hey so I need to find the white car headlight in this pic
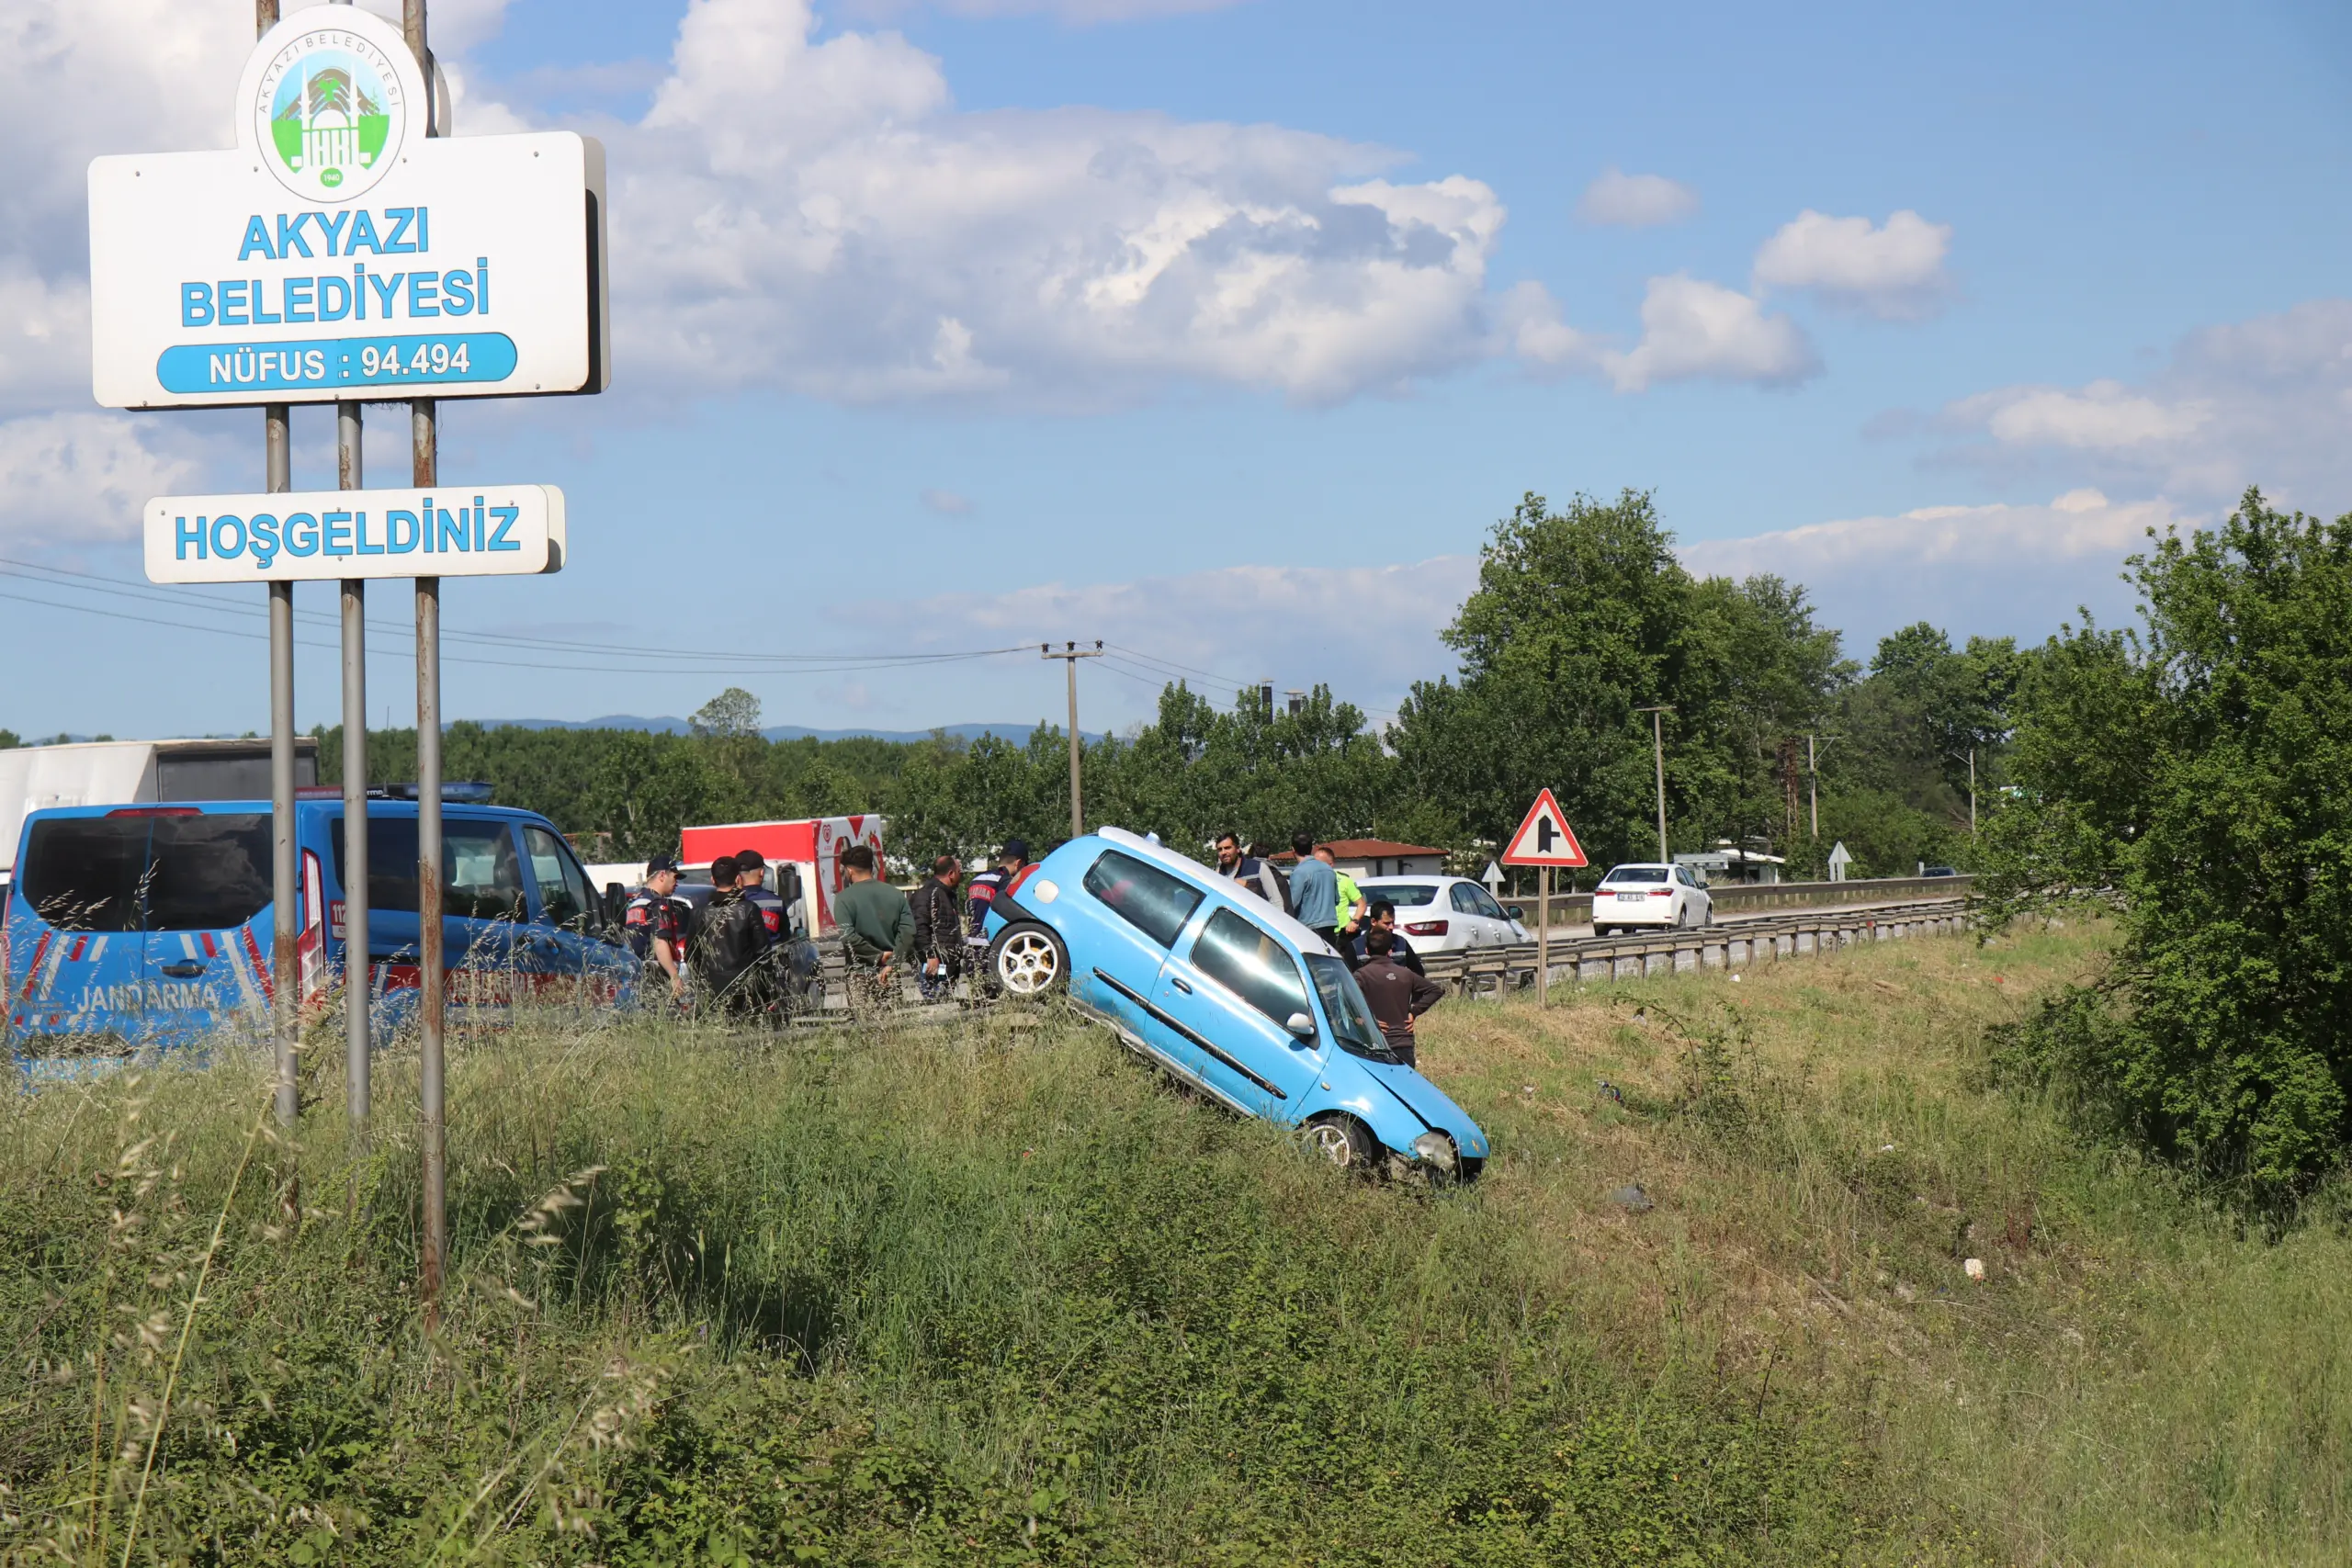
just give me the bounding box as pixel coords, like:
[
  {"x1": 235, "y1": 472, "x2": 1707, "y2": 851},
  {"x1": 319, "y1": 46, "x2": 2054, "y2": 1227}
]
[{"x1": 1411, "y1": 1131, "x2": 1458, "y2": 1169}]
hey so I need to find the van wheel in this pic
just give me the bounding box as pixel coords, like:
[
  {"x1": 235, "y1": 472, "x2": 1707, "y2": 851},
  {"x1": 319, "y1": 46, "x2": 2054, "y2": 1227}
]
[
  {"x1": 989, "y1": 921, "x2": 1068, "y2": 998},
  {"x1": 1305, "y1": 1113, "x2": 1378, "y2": 1172}
]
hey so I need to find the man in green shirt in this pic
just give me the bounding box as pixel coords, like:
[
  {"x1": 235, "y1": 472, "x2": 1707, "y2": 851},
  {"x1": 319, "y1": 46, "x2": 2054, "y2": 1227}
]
[{"x1": 833, "y1": 845, "x2": 915, "y2": 999}]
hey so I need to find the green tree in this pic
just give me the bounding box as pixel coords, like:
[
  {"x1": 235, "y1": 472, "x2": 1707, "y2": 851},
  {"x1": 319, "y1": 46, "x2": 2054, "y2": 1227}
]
[
  {"x1": 1387, "y1": 491, "x2": 1843, "y2": 869},
  {"x1": 1988, "y1": 489, "x2": 2352, "y2": 1196}
]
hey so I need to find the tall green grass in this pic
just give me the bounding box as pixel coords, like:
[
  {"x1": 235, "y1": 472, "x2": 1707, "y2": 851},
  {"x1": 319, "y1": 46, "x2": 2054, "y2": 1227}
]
[{"x1": 2, "y1": 923, "x2": 2347, "y2": 1564}]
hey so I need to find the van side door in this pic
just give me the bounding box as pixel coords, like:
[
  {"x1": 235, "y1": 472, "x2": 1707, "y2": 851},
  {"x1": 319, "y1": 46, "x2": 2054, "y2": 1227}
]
[
  {"x1": 519, "y1": 824, "x2": 636, "y2": 1006},
  {"x1": 140, "y1": 810, "x2": 276, "y2": 1049}
]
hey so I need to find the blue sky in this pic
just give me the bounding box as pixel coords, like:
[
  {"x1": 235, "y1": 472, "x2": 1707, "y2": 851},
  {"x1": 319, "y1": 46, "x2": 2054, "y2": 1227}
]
[{"x1": 6, "y1": 0, "x2": 2349, "y2": 739}]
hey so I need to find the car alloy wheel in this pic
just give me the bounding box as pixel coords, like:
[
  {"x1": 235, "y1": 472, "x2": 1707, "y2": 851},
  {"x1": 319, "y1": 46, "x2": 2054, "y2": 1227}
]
[
  {"x1": 1305, "y1": 1112, "x2": 1377, "y2": 1170},
  {"x1": 989, "y1": 921, "x2": 1068, "y2": 998}
]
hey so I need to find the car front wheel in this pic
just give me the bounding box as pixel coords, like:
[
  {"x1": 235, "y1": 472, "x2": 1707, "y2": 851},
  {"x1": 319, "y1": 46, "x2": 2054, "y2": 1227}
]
[
  {"x1": 989, "y1": 921, "x2": 1069, "y2": 998},
  {"x1": 1304, "y1": 1112, "x2": 1378, "y2": 1172}
]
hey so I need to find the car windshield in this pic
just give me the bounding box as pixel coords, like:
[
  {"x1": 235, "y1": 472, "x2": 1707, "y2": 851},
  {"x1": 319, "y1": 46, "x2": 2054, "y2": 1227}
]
[
  {"x1": 1306, "y1": 954, "x2": 1401, "y2": 1063},
  {"x1": 1604, "y1": 866, "x2": 1670, "y2": 885},
  {"x1": 1366, "y1": 883, "x2": 1439, "y2": 907}
]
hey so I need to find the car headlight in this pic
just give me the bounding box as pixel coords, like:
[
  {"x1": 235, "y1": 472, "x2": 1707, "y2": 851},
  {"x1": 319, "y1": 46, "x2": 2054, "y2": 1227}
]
[{"x1": 1411, "y1": 1131, "x2": 1458, "y2": 1170}]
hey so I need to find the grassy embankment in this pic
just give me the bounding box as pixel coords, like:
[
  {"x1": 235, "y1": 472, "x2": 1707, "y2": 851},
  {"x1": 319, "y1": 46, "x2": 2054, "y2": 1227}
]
[{"x1": 3, "y1": 922, "x2": 2348, "y2": 1565}]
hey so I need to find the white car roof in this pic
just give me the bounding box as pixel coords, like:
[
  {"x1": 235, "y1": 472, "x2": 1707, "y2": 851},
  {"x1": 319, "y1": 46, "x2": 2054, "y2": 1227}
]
[
  {"x1": 1605, "y1": 863, "x2": 1675, "y2": 874},
  {"x1": 1095, "y1": 826, "x2": 1338, "y2": 956},
  {"x1": 1355, "y1": 873, "x2": 1457, "y2": 883}
]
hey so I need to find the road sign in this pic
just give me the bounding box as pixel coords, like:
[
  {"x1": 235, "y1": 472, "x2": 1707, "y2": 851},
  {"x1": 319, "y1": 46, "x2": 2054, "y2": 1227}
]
[
  {"x1": 1501, "y1": 788, "x2": 1589, "y2": 868},
  {"x1": 87, "y1": 6, "x2": 606, "y2": 410},
  {"x1": 144, "y1": 485, "x2": 565, "y2": 582}
]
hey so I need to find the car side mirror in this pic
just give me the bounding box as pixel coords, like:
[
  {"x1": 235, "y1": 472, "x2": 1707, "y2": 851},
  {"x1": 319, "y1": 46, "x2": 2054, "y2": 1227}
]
[
  {"x1": 1284, "y1": 1011, "x2": 1317, "y2": 1041},
  {"x1": 1505, "y1": 904, "x2": 1524, "y2": 920}
]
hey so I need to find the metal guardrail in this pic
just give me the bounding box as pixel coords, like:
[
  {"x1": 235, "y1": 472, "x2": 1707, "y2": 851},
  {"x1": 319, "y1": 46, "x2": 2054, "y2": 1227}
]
[
  {"x1": 1517, "y1": 874, "x2": 1973, "y2": 927},
  {"x1": 1420, "y1": 896, "x2": 1973, "y2": 997}
]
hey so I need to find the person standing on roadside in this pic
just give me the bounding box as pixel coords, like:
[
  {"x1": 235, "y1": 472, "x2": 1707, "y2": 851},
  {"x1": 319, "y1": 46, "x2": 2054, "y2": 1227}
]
[
  {"x1": 910, "y1": 853, "x2": 965, "y2": 1000},
  {"x1": 1357, "y1": 899, "x2": 1426, "y2": 976},
  {"x1": 836, "y1": 843, "x2": 915, "y2": 1007},
  {"x1": 1354, "y1": 928, "x2": 1445, "y2": 1067},
  {"x1": 691, "y1": 854, "x2": 766, "y2": 1017},
  {"x1": 1287, "y1": 831, "x2": 1340, "y2": 953},
  {"x1": 623, "y1": 853, "x2": 688, "y2": 1007},
  {"x1": 1324, "y1": 847, "x2": 1366, "y2": 968},
  {"x1": 1214, "y1": 831, "x2": 1286, "y2": 909},
  {"x1": 965, "y1": 839, "x2": 1028, "y2": 942},
  {"x1": 737, "y1": 851, "x2": 786, "y2": 949}
]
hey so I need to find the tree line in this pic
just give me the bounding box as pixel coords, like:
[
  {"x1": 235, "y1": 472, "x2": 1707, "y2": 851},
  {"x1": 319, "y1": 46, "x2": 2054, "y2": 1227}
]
[{"x1": 308, "y1": 490, "x2": 2012, "y2": 883}]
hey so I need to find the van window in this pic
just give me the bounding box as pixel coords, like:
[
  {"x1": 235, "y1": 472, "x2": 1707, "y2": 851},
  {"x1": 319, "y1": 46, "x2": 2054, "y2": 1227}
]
[
  {"x1": 145, "y1": 814, "x2": 272, "y2": 931},
  {"x1": 522, "y1": 826, "x2": 597, "y2": 930},
  {"x1": 332, "y1": 818, "x2": 527, "y2": 921},
  {"x1": 1191, "y1": 907, "x2": 1308, "y2": 1028},
  {"x1": 1082, "y1": 850, "x2": 1204, "y2": 948},
  {"x1": 18, "y1": 818, "x2": 147, "y2": 931}
]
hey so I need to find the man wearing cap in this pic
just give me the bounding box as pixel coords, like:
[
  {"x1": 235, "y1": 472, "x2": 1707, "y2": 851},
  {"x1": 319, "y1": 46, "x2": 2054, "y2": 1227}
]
[
  {"x1": 964, "y1": 839, "x2": 1028, "y2": 942},
  {"x1": 624, "y1": 855, "x2": 688, "y2": 1005},
  {"x1": 690, "y1": 854, "x2": 768, "y2": 1017},
  {"x1": 736, "y1": 850, "x2": 788, "y2": 950}
]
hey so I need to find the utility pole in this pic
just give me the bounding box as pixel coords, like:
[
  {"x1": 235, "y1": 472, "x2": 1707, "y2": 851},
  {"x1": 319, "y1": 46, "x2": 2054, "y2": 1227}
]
[
  {"x1": 1634, "y1": 705, "x2": 1670, "y2": 863},
  {"x1": 1968, "y1": 746, "x2": 1978, "y2": 836},
  {"x1": 1808, "y1": 733, "x2": 1818, "y2": 839},
  {"x1": 1041, "y1": 642, "x2": 1103, "y2": 840}
]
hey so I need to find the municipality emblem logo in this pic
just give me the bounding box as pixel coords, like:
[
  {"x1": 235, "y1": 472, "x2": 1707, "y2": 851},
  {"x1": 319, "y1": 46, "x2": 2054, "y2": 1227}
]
[{"x1": 250, "y1": 23, "x2": 411, "y2": 202}]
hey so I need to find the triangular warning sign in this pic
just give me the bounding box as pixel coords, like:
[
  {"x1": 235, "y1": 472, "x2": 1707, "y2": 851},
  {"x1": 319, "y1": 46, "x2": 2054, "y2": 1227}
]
[{"x1": 1501, "y1": 788, "x2": 1589, "y2": 867}]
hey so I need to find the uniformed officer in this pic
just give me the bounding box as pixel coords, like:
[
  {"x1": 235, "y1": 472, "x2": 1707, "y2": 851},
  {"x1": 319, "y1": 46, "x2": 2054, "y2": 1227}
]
[
  {"x1": 623, "y1": 853, "x2": 688, "y2": 1005},
  {"x1": 736, "y1": 851, "x2": 788, "y2": 949}
]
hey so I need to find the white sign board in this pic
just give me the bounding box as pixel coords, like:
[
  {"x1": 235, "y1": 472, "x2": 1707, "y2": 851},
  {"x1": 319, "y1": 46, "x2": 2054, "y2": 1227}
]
[
  {"x1": 87, "y1": 7, "x2": 605, "y2": 409},
  {"x1": 144, "y1": 485, "x2": 565, "y2": 583}
]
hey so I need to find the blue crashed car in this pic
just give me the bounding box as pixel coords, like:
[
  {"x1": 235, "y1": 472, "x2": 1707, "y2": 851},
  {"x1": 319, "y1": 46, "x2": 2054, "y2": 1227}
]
[{"x1": 981, "y1": 828, "x2": 1489, "y2": 1179}]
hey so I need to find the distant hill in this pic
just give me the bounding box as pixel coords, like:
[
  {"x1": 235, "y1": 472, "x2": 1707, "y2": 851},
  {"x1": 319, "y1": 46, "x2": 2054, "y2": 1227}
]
[{"x1": 475, "y1": 716, "x2": 1102, "y2": 744}]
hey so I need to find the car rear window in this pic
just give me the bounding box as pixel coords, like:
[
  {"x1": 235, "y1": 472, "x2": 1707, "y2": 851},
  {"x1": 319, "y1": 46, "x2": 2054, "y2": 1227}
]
[
  {"x1": 1604, "y1": 867, "x2": 1670, "y2": 884},
  {"x1": 18, "y1": 818, "x2": 148, "y2": 931},
  {"x1": 332, "y1": 818, "x2": 528, "y2": 921},
  {"x1": 1082, "y1": 850, "x2": 1204, "y2": 948},
  {"x1": 1366, "y1": 883, "x2": 1439, "y2": 907},
  {"x1": 1191, "y1": 907, "x2": 1308, "y2": 1027},
  {"x1": 145, "y1": 813, "x2": 272, "y2": 931}
]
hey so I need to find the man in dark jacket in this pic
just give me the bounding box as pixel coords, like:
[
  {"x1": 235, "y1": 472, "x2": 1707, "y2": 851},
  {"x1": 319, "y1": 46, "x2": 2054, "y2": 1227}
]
[
  {"x1": 910, "y1": 854, "x2": 964, "y2": 999},
  {"x1": 1353, "y1": 928, "x2": 1445, "y2": 1067},
  {"x1": 690, "y1": 855, "x2": 767, "y2": 1016},
  {"x1": 1355, "y1": 899, "x2": 1426, "y2": 976}
]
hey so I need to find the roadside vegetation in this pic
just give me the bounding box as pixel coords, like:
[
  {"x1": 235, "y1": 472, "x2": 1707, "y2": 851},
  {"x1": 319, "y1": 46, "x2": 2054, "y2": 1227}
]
[{"x1": 6, "y1": 919, "x2": 2346, "y2": 1565}]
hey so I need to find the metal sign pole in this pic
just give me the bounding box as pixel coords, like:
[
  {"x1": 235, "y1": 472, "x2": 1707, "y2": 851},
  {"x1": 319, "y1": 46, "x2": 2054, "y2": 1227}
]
[
  {"x1": 267, "y1": 403, "x2": 297, "y2": 1123},
  {"x1": 405, "y1": 0, "x2": 447, "y2": 1330},
  {"x1": 1538, "y1": 864, "x2": 1550, "y2": 1008},
  {"x1": 339, "y1": 400, "x2": 369, "y2": 1133}
]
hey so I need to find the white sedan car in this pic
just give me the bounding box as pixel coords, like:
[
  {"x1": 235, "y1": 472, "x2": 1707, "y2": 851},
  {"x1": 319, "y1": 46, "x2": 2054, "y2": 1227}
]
[
  {"x1": 1354, "y1": 875, "x2": 1532, "y2": 953},
  {"x1": 1590, "y1": 863, "x2": 1713, "y2": 934}
]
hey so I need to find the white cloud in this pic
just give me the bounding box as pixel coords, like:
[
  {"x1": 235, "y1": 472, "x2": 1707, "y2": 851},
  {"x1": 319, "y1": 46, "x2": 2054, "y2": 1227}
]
[
  {"x1": 1600, "y1": 275, "x2": 1818, "y2": 392},
  {"x1": 1683, "y1": 488, "x2": 2192, "y2": 648},
  {"x1": 842, "y1": 0, "x2": 1248, "y2": 18},
  {"x1": 921, "y1": 487, "x2": 976, "y2": 515},
  {"x1": 1753, "y1": 209, "x2": 1951, "y2": 319},
  {"x1": 1932, "y1": 299, "x2": 2352, "y2": 506},
  {"x1": 1575, "y1": 168, "x2": 1699, "y2": 228},
  {"x1": 853, "y1": 554, "x2": 1481, "y2": 721},
  {"x1": 612, "y1": 0, "x2": 1511, "y2": 407},
  {"x1": 0, "y1": 413, "x2": 210, "y2": 545}
]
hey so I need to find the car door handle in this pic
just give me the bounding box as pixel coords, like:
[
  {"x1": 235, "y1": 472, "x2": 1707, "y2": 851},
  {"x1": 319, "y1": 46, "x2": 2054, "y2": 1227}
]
[
  {"x1": 1169, "y1": 976, "x2": 1193, "y2": 994},
  {"x1": 159, "y1": 961, "x2": 206, "y2": 978}
]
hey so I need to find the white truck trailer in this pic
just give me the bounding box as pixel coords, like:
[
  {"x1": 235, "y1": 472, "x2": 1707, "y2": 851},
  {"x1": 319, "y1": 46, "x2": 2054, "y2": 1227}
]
[{"x1": 0, "y1": 738, "x2": 321, "y2": 889}]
